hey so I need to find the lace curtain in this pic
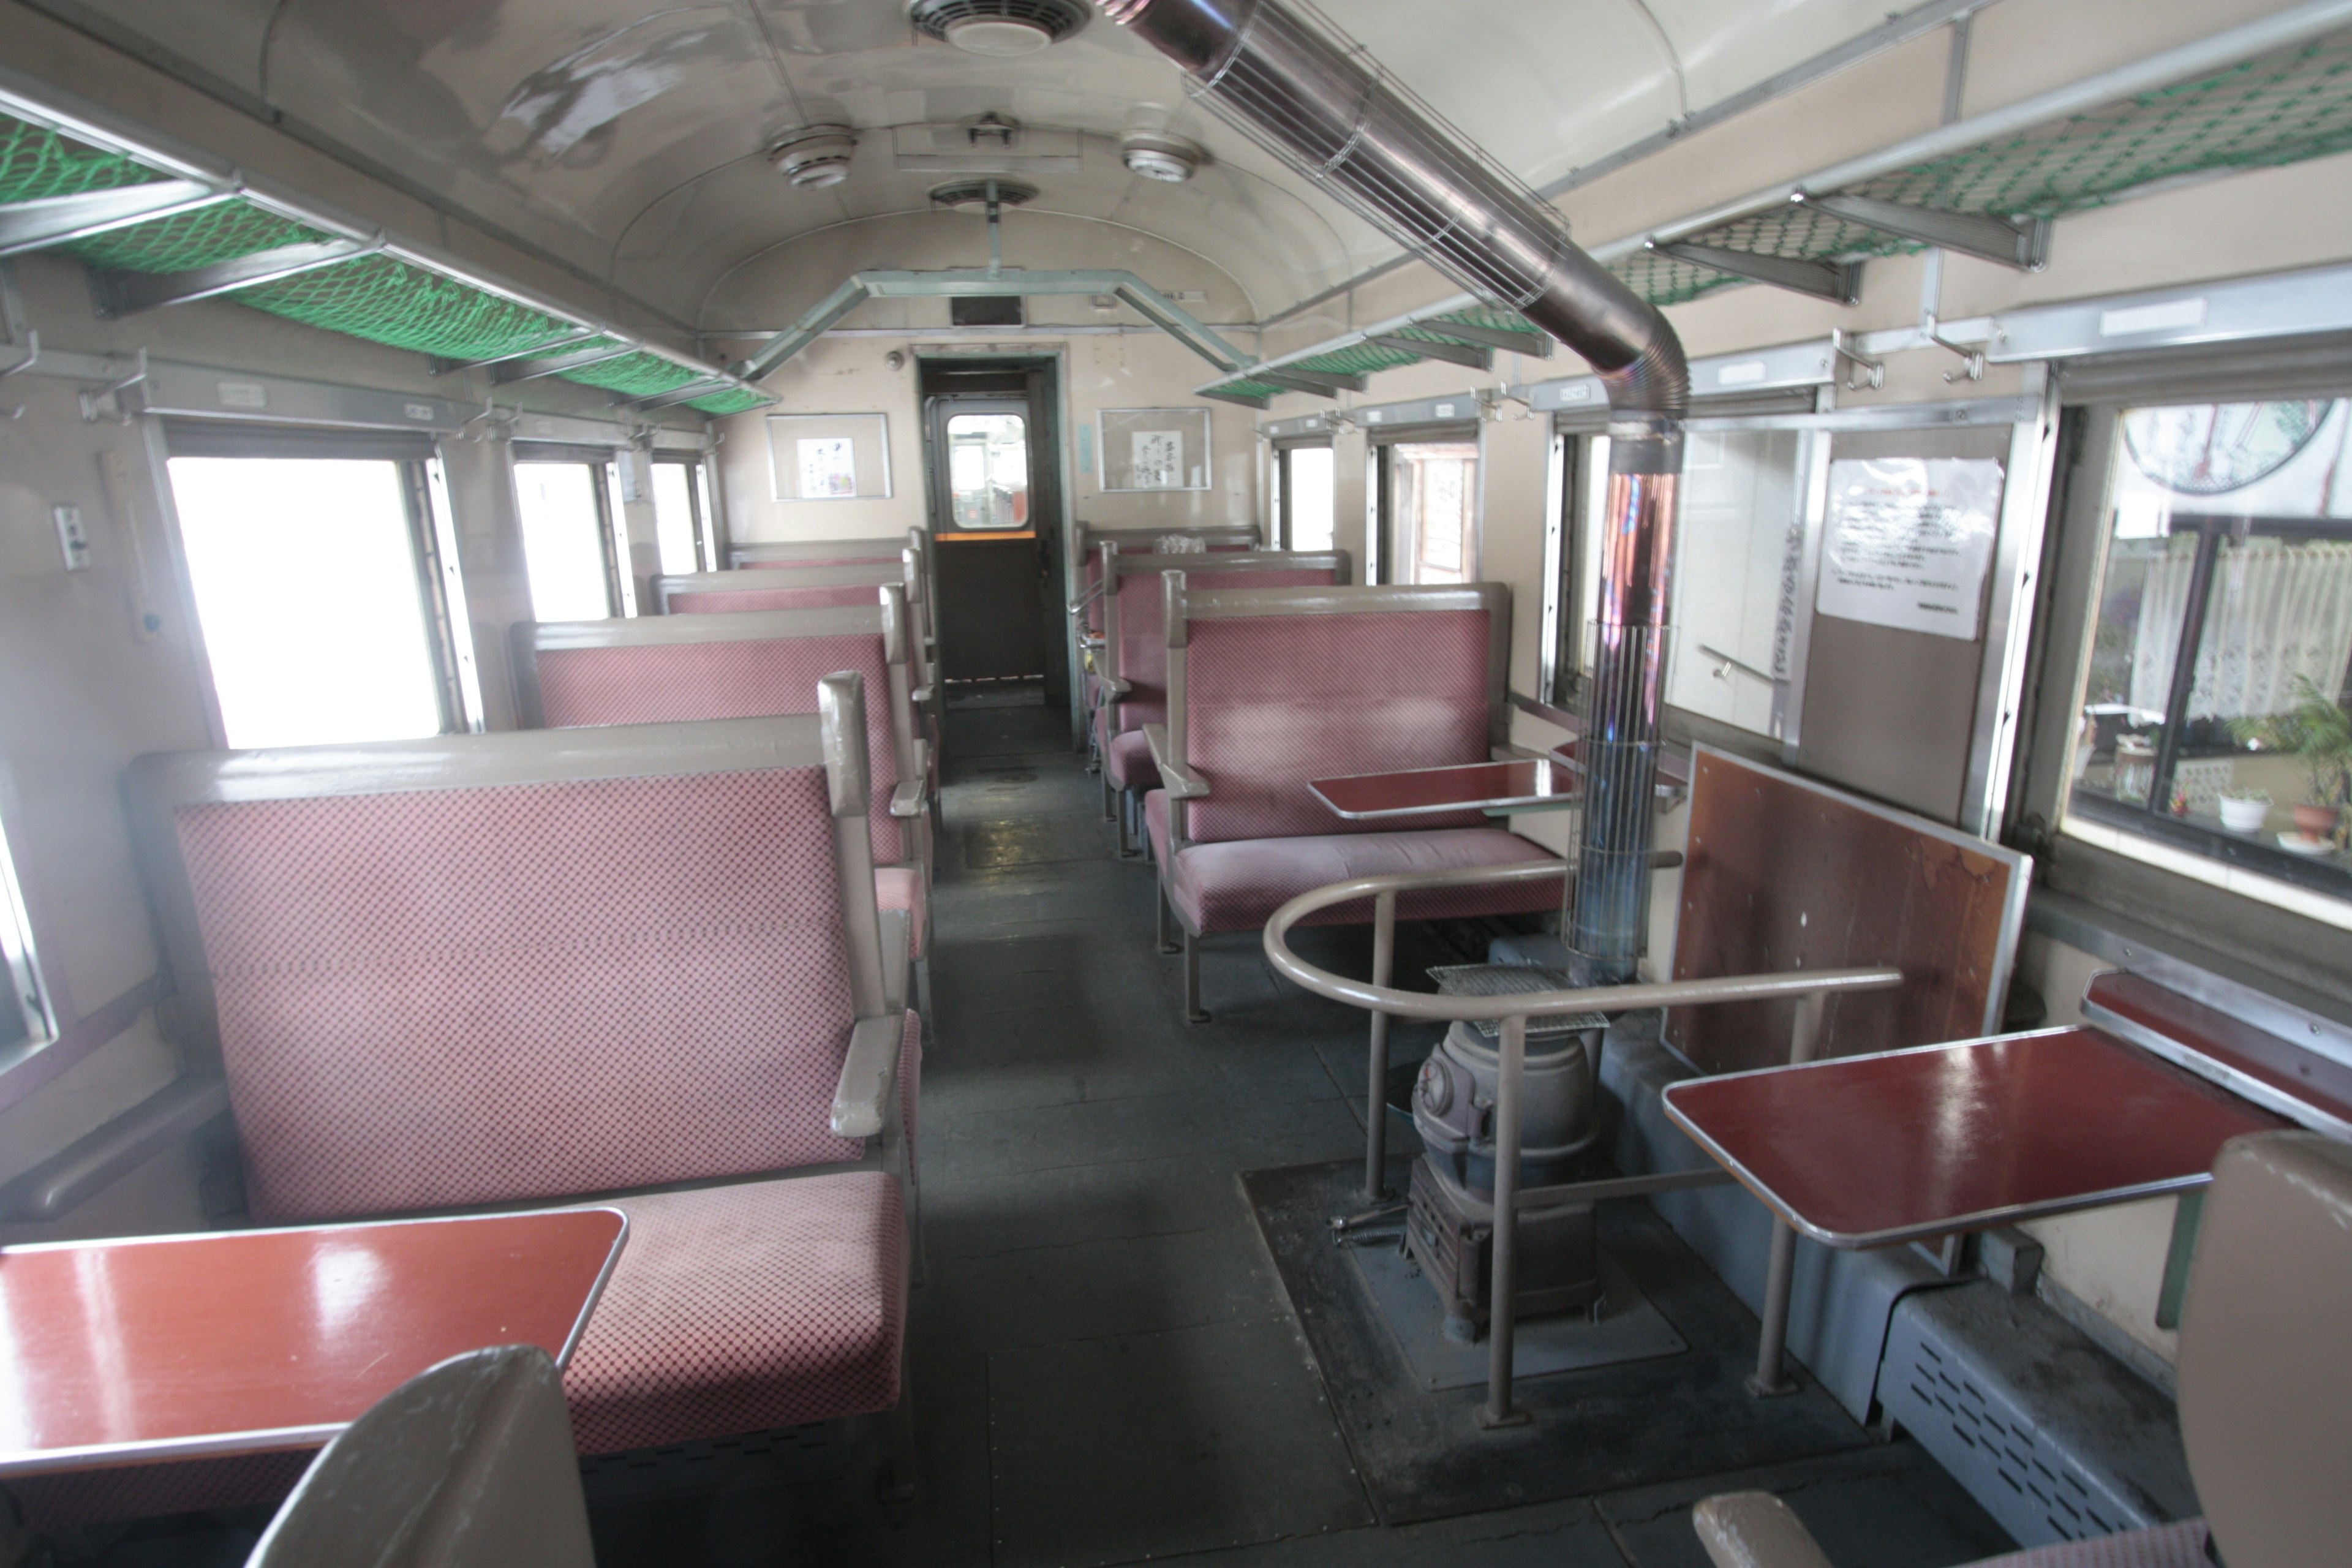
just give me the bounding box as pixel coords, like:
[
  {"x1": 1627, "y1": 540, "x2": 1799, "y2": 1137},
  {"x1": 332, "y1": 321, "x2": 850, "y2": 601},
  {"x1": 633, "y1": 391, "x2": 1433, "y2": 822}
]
[{"x1": 2131, "y1": 540, "x2": 2352, "y2": 718}]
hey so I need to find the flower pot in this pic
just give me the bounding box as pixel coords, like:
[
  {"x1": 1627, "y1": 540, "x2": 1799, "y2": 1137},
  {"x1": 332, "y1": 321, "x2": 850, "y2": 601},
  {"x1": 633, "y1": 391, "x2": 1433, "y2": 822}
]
[
  {"x1": 2291, "y1": 802, "x2": 2342, "y2": 839},
  {"x1": 2218, "y1": 796, "x2": 2269, "y2": 833}
]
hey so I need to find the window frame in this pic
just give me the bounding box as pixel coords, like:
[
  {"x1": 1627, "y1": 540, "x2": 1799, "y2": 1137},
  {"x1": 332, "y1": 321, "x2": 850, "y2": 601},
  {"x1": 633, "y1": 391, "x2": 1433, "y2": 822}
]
[
  {"x1": 511, "y1": 442, "x2": 628, "y2": 622},
  {"x1": 0, "y1": 815, "x2": 54, "y2": 1055},
  {"x1": 650, "y1": 453, "x2": 712, "y2": 577},
  {"x1": 2010, "y1": 395, "x2": 2352, "y2": 1003},
  {"x1": 1272, "y1": 438, "x2": 1335, "y2": 552},
  {"x1": 157, "y1": 420, "x2": 480, "y2": 745},
  {"x1": 1370, "y1": 423, "x2": 1483, "y2": 586}
]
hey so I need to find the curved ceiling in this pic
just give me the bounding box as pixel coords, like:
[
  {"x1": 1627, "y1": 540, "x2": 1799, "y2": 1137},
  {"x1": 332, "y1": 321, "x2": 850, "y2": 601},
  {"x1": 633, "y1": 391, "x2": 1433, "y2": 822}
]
[{"x1": 57, "y1": 0, "x2": 1907, "y2": 330}]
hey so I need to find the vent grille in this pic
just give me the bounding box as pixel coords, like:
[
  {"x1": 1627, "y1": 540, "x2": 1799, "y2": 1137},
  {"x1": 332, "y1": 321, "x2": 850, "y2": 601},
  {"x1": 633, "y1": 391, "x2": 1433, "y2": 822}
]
[
  {"x1": 910, "y1": 0, "x2": 1091, "y2": 45},
  {"x1": 929, "y1": 178, "x2": 1039, "y2": 208}
]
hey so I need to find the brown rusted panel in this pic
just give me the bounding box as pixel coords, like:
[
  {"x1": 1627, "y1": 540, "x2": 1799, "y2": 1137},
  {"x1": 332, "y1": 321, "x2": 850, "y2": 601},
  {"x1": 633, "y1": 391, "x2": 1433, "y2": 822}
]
[{"x1": 1668, "y1": 749, "x2": 2022, "y2": 1074}]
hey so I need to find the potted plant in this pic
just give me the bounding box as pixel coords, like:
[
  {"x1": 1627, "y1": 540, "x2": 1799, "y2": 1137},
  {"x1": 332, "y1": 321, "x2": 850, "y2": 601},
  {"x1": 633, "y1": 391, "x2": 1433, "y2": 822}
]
[
  {"x1": 2217, "y1": 789, "x2": 2271, "y2": 834},
  {"x1": 2230, "y1": 677, "x2": 2352, "y2": 843}
]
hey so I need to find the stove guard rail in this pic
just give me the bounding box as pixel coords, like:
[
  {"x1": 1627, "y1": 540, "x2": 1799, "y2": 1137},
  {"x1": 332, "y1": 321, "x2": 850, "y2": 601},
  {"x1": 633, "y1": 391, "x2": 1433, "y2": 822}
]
[{"x1": 1262, "y1": 862, "x2": 1901, "y2": 1429}]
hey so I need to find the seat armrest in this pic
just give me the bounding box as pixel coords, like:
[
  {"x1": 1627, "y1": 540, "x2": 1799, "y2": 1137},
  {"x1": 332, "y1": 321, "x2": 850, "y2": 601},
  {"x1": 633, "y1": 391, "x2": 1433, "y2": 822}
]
[
  {"x1": 1689, "y1": 1493, "x2": 1834, "y2": 1568},
  {"x1": 911, "y1": 684, "x2": 933, "y2": 706},
  {"x1": 832, "y1": 1013, "x2": 903, "y2": 1139},
  {"x1": 1103, "y1": 676, "x2": 1131, "y2": 697},
  {"x1": 890, "y1": 777, "x2": 927, "y2": 818},
  {"x1": 875, "y1": 908, "x2": 913, "y2": 1016},
  {"x1": 1143, "y1": 724, "x2": 1209, "y2": 799}
]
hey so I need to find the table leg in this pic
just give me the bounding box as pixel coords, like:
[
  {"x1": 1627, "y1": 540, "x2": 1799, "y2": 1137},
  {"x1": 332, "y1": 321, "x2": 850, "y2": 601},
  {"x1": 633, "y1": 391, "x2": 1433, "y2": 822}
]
[
  {"x1": 1479, "y1": 1012, "x2": 1532, "y2": 1430},
  {"x1": 1363, "y1": 891, "x2": 1396, "y2": 1202},
  {"x1": 1747, "y1": 990, "x2": 1825, "y2": 1400}
]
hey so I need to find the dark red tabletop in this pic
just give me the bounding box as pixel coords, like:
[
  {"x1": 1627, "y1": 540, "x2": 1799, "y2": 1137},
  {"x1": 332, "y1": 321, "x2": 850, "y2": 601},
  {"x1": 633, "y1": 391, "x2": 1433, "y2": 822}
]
[
  {"x1": 0, "y1": 1207, "x2": 626, "y2": 1476},
  {"x1": 1662, "y1": 1028, "x2": 2286, "y2": 1247},
  {"x1": 1311, "y1": 757, "x2": 1578, "y2": 820}
]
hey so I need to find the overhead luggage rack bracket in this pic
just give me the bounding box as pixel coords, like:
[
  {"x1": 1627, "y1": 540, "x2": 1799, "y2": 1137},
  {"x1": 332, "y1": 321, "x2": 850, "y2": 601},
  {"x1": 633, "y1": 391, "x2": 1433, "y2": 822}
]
[
  {"x1": 92, "y1": 233, "x2": 384, "y2": 317},
  {"x1": 0, "y1": 179, "x2": 235, "y2": 258},
  {"x1": 1649, "y1": 241, "x2": 1863, "y2": 304},
  {"x1": 1796, "y1": 192, "x2": 2051, "y2": 271}
]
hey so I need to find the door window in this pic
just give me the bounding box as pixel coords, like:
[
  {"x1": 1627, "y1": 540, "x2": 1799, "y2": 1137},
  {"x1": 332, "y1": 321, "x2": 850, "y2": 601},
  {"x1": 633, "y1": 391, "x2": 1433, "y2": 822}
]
[
  {"x1": 515, "y1": 461, "x2": 618, "y2": 621},
  {"x1": 946, "y1": 413, "x2": 1029, "y2": 530},
  {"x1": 1280, "y1": 445, "x2": 1335, "y2": 552},
  {"x1": 1385, "y1": 439, "x2": 1479, "y2": 584},
  {"x1": 168, "y1": 456, "x2": 451, "y2": 749}
]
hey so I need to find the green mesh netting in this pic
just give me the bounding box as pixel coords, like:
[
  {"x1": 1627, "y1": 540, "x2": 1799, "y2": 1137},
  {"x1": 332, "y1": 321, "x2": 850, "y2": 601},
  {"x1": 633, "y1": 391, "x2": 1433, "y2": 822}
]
[
  {"x1": 61, "y1": 205, "x2": 326, "y2": 274},
  {"x1": 1430, "y1": 304, "x2": 1539, "y2": 334},
  {"x1": 1295, "y1": 340, "x2": 1422, "y2": 377},
  {"x1": 552, "y1": 349, "x2": 699, "y2": 398},
  {"x1": 1608, "y1": 28, "x2": 2352, "y2": 308},
  {"x1": 0, "y1": 115, "x2": 156, "y2": 205},
  {"x1": 231, "y1": 254, "x2": 587, "y2": 361},
  {"x1": 688, "y1": 387, "x2": 770, "y2": 415}
]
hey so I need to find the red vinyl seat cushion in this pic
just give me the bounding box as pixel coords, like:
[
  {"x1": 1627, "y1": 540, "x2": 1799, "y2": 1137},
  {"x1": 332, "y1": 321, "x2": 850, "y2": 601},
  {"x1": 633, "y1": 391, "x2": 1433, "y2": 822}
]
[{"x1": 1144, "y1": 790, "x2": 1564, "y2": 935}]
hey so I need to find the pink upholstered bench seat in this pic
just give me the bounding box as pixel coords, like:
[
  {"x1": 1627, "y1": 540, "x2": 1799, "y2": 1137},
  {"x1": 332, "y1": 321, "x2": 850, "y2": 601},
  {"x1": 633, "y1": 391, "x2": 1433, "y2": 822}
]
[
  {"x1": 874, "y1": 865, "x2": 925, "y2": 959},
  {"x1": 1105, "y1": 728, "x2": 1159, "y2": 792},
  {"x1": 564, "y1": 1169, "x2": 907, "y2": 1454},
  {"x1": 1145, "y1": 790, "x2": 1564, "y2": 935}
]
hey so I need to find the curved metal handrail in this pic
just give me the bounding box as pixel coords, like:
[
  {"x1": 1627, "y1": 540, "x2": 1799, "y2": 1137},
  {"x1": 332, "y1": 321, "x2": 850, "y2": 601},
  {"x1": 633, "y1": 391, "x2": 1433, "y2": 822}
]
[{"x1": 1262, "y1": 864, "x2": 1900, "y2": 1020}]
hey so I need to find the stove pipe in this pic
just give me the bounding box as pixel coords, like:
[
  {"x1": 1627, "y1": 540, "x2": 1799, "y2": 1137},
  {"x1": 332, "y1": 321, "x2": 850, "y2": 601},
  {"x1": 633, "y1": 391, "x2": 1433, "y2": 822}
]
[{"x1": 1106, "y1": 0, "x2": 1687, "y2": 982}]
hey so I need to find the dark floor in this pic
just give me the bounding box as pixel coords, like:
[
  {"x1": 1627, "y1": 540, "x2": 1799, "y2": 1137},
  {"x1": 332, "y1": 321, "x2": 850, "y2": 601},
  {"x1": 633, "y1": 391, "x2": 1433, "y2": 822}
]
[
  {"x1": 74, "y1": 702, "x2": 2012, "y2": 1567},
  {"x1": 720, "y1": 703, "x2": 2013, "y2": 1568}
]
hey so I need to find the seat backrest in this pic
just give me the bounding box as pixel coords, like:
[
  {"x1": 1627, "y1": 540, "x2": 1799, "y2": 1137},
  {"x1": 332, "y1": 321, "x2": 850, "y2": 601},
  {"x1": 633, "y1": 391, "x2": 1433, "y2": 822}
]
[
  {"x1": 655, "y1": 560, "x2": 908, "y2": 613},
  {"x1": 127, "y1": 706, "x2": 889, "y2": 1223},
  {"x1": 249, "y1": 1346, "x2": 593, "y2": 1568},
  {"x1": 1102, "y1": 549, "x2": 1351, "y2": 734},
  {"x1": 2176, "y1": 1129, "x2": 2352, "y2": 1568},
  {"x1": 1164, "y1": 578, "x2": 1509, "y2": 843},
  {"x1": 1076, "y1": 525, "x2": 1260, "y2": 633},
  {"x1": 731, "y1": 537, "x2": 905, "y2": 570},
  {"x1": 514, "y1": 600, "x2": 917, "y2": 866}
]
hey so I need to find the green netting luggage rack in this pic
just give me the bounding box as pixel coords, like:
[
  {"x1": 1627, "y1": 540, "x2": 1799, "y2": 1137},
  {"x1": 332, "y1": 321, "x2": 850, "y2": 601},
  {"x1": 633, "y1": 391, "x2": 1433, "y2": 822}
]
[
  {"x1": 0, "y1": 112, "x2": 772, "y2": 417},
  {"x1": 1202, "y1": 24, "x2": 2352, "y2": 404}
]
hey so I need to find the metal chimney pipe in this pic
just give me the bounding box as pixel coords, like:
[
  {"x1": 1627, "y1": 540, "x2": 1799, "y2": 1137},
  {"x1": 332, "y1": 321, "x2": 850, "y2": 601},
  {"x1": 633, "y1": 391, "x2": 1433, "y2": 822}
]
[{"x1": 1106, "y1": 0, "x2": 1687, "y2": 982}]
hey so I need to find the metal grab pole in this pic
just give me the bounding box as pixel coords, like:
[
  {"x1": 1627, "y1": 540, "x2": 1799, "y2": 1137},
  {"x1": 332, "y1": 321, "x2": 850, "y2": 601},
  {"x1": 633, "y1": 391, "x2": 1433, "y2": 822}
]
[
  {"x1": 1363, "y1": 890, "x2": 1397, "y2": 1201},
  {"x1": 1480, "y1": 1012, "x2": 1533, "y2": 1429},
  {"x1": 1749, "y1": 989, "x2": 1827, "y2": 1398}
]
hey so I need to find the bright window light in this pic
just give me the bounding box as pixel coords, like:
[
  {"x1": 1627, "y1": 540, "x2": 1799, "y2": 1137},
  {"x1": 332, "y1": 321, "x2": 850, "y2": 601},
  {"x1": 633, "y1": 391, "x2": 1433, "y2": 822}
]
[
  {"x1": 168, "y1": 456, "x2": 447, "y2": 750},
  {"x1": 1287, "y1": 446, "x2": 1335, "y2": 551},
  {"x1": 651, "y1": 462, "x2": 701, "y2": 576},
  {"x1": 516, "y1": 462, "x2": 614, "y2": 621},
  {"x1": 0, "y1": 823, "x2": 50, "y2": 1051}
]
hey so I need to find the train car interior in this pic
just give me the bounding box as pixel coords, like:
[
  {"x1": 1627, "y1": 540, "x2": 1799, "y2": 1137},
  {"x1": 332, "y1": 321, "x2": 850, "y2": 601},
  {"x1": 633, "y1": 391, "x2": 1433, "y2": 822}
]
[{"x1": 0, "y1": 0, "x2": 2349, "y2": 1564}]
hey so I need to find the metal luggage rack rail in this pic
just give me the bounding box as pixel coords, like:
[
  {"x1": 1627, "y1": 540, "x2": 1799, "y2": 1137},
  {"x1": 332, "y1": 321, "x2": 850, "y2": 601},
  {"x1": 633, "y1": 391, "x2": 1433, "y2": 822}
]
[{"x1": 1261, "y1": 860, "x2": 1901, "y2": 1429}]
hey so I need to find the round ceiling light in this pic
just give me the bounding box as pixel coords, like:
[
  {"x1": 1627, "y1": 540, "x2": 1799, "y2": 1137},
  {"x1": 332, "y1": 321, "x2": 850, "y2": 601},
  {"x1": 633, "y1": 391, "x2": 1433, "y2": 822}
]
[
  {"x1": 769, "y1": 124, "x2": 857, "y2": 188},
  {"x1": 1121, "y1": 132, "x2": 1202, "y2": 183},
  {"x1": 929, "y1": 178, "x2": 1040, "y2": 209},
  {"x1": 911, "y1": 0, "x2": 1091, "y2": 57}
]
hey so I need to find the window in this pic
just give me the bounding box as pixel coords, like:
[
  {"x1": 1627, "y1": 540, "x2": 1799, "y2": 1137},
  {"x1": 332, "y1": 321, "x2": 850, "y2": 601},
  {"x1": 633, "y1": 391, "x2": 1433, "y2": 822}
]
[
  {"x1": 945, "y1": 413, "x2": 1029, "y2": 530},
  {"x1": 0, "y1": 823, "x2": 51, "y2": 1053},
  {"x1": 2064, "y1": 398, "x2": 2352, "y2": 903},
  {"x1": 1543, "y1": 431, "x2": 1599, "y2": 706},
  {"x1": 1277, "y1": 443, "x2": 1335, "y2": 552},
  {"x1": 168, "y1": 454, "x2": 456, "y2": 748},
  {"x1": 1663, "y1": 429, "x2": 1808, "y2": 738},
  {"x1": 514, "y1": 458, "x2": 620, "y2": 621},
  {"x1": 651, "y1": 458, "x2": 709, "y2": 576},
  {"x1": 1381, "y1": 437, "x2": 1479, "y2": 584}
]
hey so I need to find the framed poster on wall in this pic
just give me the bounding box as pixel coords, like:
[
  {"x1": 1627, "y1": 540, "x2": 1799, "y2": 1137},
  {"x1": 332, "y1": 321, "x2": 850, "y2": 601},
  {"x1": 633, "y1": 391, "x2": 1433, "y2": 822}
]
[
  {"x1": 765, "y1": 412, "x2": 891, "y2": 501},
  {"x1": 1099, "y1": 408, "x2": 1211, "y2": 492}
]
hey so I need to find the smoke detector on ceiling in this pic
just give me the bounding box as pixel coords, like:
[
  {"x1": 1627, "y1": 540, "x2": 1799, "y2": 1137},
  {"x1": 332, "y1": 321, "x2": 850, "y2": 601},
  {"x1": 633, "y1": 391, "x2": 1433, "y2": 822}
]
[
  {"x1": 929, "y1": 178, "x2": 1040, "y2": 209},
  {"x1": 769, "y1": 124, "x2": 857, "y2": 188},
  {"x1": 910, "y1": 0, "x2": 1091, "y2": 58},
  {"x1": 1121, "y1": 131, "x2": 1202, "y2": 183}
]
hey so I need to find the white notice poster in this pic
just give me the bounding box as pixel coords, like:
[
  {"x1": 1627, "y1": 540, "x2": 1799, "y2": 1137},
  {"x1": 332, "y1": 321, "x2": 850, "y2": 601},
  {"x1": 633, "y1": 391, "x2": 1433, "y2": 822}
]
[
  {"x1": 1814, "y1": 458, "x2": 2003, "y2": 640},
  {"x1": 1132, "y1": 430, "x2": 1183, "y2": 490},
  {"x1": 797, "y1": 436, "x2": 857, "y2": 498}
]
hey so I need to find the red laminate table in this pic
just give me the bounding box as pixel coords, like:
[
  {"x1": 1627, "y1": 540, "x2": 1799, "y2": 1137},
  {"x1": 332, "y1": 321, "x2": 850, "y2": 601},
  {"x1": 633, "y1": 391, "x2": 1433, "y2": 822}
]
[
  {"x1": 1661, "y1": 1027, "x2": 2284, "y2": 1395},
  {"x1": 1310, "y1": 756, "x2": 1579, "y2": 820},
  {"x1": 0, "y1": 1207, "x2": 627, "y2": 1477},
  {"x1": 1662, "y1": 1027, "x2": 2286, "y2": 1248}
]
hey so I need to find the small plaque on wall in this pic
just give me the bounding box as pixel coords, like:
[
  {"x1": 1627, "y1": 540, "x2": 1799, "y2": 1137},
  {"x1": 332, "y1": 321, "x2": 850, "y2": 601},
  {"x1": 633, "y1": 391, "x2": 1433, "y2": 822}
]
[
  {"x1": 1099, "y1": 408, "x2": 1211, "y2": 492},
  {"x1": 766, "y1": 412, "x2": 891, "y2": 501}
]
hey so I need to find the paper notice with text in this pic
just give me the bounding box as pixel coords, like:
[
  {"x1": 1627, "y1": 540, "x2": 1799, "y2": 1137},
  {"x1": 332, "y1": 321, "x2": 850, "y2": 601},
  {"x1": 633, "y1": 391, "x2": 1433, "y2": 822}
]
[{"x1": 1815, "y1": 457, "x2": 2002, "y2": 640}]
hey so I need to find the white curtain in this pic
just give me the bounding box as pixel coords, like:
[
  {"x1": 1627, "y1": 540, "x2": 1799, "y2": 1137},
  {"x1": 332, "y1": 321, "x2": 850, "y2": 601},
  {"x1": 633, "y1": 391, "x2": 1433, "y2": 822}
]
[{"x1": 2132, "y1": 540, "x2": 2352, "y2": 718}]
